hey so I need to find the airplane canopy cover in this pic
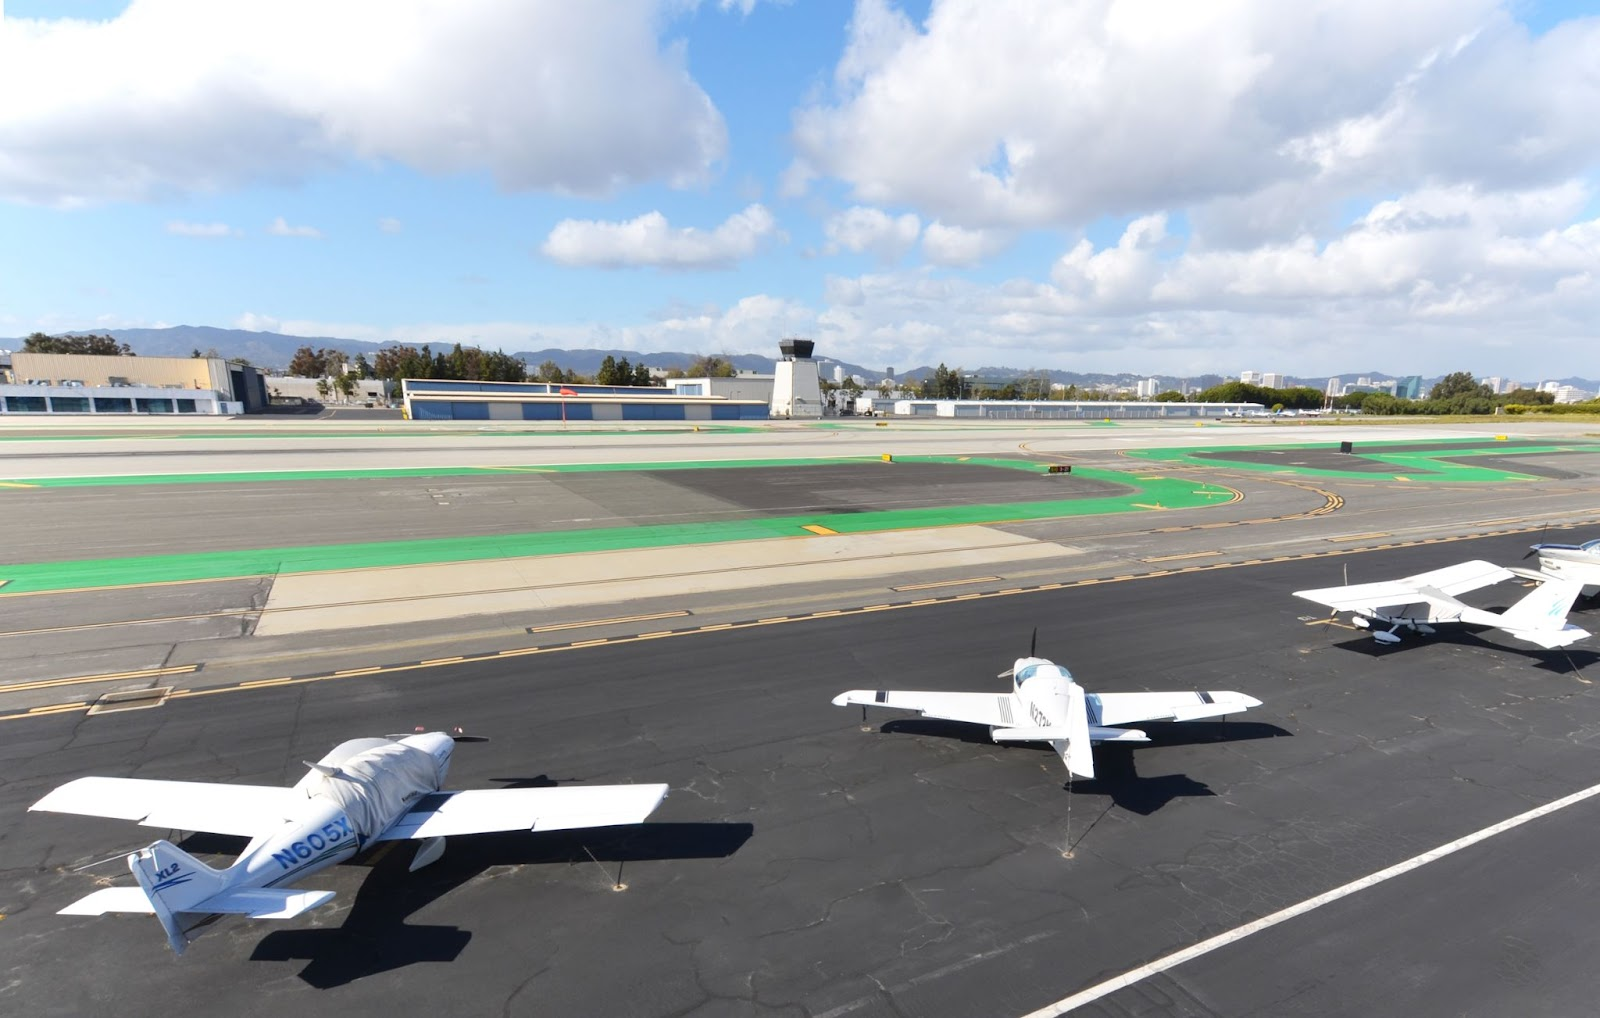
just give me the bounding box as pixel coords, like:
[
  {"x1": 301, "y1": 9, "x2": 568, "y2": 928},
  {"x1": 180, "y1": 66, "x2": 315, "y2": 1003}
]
[{"x1": 311, "y1": 743, "x2": 440, "y2": 840}]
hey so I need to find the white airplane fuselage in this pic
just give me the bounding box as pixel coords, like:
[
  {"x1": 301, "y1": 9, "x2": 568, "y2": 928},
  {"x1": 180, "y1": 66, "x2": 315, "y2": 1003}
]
[{"x1": 1534, "y1": 546, "x2": 1600, "y2": 596}]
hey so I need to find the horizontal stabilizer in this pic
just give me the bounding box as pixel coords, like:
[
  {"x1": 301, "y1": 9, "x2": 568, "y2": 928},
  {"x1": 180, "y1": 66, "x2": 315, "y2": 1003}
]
[
  {"x1": 59, "y1": 887, "x2": 155, "y2": 916},
  {"x1": 992, "y1": 726, "x2": 1070, "y2": 742},
  {"x1": 1088, "y1": 725, "x2": 1149, "y2": 743},
  {"x1": 195, "y1": 888, "x2": 335, "y2": 919},
  {"x1": 1502, "y1": 625, "x2": 1591, "y2": 649}
]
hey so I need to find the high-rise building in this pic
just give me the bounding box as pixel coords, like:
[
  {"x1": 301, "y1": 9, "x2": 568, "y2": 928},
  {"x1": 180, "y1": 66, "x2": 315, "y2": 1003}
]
[
  {"x1": 1396, "y1": 375, "x2": 1423, "y2": 399},
  {"x1": 1480, "y1": 376, "x2": 1503, "y2": 394},
  {"x1": 1325, "y1": 377, "x2": 1342, "y2": 397},
  {"x1": 1239, "y1": 370, "x2": 1263, "y2": 384},
  {"x1": 1135, "y1": 377, "x2": 1159, "y2": 398},
  {"x1": 1261, "y1": 372, "x2": 1285, "y2": 388}
]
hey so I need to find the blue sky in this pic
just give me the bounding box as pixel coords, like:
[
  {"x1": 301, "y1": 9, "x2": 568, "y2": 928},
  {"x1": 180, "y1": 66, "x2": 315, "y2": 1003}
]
[{"x1": 2, "y1": 1, "x2": 1598, "y2": 378}]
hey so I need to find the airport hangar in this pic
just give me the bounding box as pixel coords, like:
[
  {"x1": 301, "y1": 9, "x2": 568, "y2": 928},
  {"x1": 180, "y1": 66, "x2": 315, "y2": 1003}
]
[
  {"x1": 401, "y1": 378, "x2": 772, "y2": 421},
  {"x1": 0, "y1": 351, "x2": 269, "y2": 415}
]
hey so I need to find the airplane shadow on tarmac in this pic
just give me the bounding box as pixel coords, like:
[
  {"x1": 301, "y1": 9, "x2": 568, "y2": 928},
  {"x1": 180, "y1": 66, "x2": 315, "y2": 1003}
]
[
  {"x1": 1328, "y1": 627, "x2": 1600, "y2": 676},
  {"x1": 183, "y1": 808, "x2": 752, "y2": 987},
  {"x1": 877, "y1": 717, "x2": 1290, "y2": 816}
]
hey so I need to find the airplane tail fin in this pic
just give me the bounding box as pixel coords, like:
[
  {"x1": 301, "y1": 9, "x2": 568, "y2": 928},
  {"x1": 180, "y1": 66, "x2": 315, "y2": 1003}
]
[
  {"x1": 129, "y1": 840, "x2": 230, "y2": 956},
  {"x1": 1061, "y1": 683, "x2": 1095, "y2": 781},
  {"x1": 1499, "y1": 577, "x2": 1584, "y2": 631},
  {"x1": 127, "y1": 840, "x2": 335, "y2": 956}
]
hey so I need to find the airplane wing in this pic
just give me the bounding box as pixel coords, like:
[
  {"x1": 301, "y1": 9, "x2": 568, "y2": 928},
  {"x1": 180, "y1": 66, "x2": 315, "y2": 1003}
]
[
  {"x1": 832, "y1": 689, "x2": 1015, "y2": 727},
  {"x1": 1294, "y1": 560, "x2": 1514, "y2": 612},
  {"x1": 1092, "y1": 690, "x2": 1263, "y2": 726},
  {"x1": 29, "y1": 777, "x2": 299, "y2": 838},
  {"x1": 376, "y1": 783, "x2": 669, "y2": 841}
]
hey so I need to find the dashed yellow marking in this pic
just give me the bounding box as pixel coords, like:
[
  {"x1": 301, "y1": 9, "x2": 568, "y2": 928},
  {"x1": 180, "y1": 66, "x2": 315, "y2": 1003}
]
[
  {"x1": 1141, "y1": 551, "x2": 1220, "y2": 563},
  {"x1": 1327, "y1": 532, "x2": 1393, "y2": 543},
  {"x1": 802, "y1": 524, "x2": 838, "y2": 535},
  {"x1": 238, "y1": 677, "x2": 294, "y2": 688},
  {"x1": 333, "y1": 666, "x2": 382, "y2": 677},
  {"x1": 0, "y1": 482, "x2": 40, "y2": 488},
  {"x1": 421, "y1": 657, "x2": 464, "y2": 666}
]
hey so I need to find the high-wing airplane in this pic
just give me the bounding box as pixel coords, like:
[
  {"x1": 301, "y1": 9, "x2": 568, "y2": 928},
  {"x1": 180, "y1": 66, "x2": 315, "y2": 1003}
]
[
  {"x1": 1527, "y1": 537, "x2": 1600, "y2": 597},
  {"x1": 30, "y1": 731, "x2": 669, "y2": 956},
  {"x1": 832, "y1": 639, "x2": 1261, "y2": 780},
  {"x1": 1294, "y1": 559, "x2": 1590, "y2": 648}
]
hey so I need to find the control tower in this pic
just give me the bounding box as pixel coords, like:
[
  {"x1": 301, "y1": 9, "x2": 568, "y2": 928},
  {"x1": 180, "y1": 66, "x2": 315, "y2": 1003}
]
[{"x1": 770, "y1": 338, "x2": 822, "y2": 418}]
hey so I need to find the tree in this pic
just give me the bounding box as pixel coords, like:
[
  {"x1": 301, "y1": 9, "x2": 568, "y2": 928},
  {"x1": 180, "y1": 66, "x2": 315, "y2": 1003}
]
[
  {"x1": 595, "y1": 355, "x2": 620, "y2": 385},
  {"x1": 314, "y1": 379, "x2": 331, "y2": 400},
  {"x1": 688, "y1": 354, "x2": 736, "y2": 377},
  {"x1": 334, "y1": 373, "x2": 357, "y2": 400},
  {"x1": 1154, "y1": 390, "x2": 1187, "y2": 401},
  {"x1": 21, "y1": 332, "x2": 134, "y2": 356},
  {"x1": 631, "y1": 361, "x2": 653, "y2": 386},
  {"x1": 1429, "y1": 371, "x2": 1492, "y2": 402},
  {"x1": 352, "y1": 353, "x2": 373, "y2": 378},
  {"x1": 1498, "y1": 388, "x2": 1553, "y2": 406},
  {"x1": 534, "y1": 359, "x2": 567, "y2": 382},
  {"x1": 287, "y1": 346, "x2": 327, "y2": 378}
]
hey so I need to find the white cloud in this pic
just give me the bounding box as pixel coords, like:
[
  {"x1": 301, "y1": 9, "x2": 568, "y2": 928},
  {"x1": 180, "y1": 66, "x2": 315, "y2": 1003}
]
[
  {"x1": 165, "y1": 220, "x2": 238, "y2": 238},
  {"x1": 921, "y1": 221, "x2": 1009, "y2": 266},
  {"x1": 231, "y1": 179, "x2": 1600, "y2": 375},
  {"x1": 541, "y1": 204, "x2": 779, "y2": 269},
  {"x1": 0, "y1": 1, "x2": 727, "y2": 206},
  {"x1": 790, "y1": 1, "x2": 1600, "y2": 233},
  {"x1": 377, "y1": 217, "x2": 403, "y2": 235},
  {"x1": 822, "y1": 206, "x2": 920, "y2": 261},
  {"x1": 267, "y1": 216, "x2": 322, "y2": 238}
]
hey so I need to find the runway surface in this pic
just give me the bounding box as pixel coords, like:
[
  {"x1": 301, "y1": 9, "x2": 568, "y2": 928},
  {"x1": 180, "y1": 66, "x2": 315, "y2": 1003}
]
[{"x1": 7, "y1": 534, "x2": 1600, "y2": 1016}]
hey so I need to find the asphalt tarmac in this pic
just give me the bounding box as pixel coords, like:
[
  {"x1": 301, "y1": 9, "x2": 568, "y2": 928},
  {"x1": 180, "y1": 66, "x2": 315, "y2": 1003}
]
[{"x1": 7, "y1": 533, "x2": 1600, "y2": 1017}]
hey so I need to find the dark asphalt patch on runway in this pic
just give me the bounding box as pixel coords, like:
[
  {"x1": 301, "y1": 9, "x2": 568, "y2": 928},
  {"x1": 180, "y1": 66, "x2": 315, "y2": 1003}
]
[
  {"x1": 2, "y1": 462, "x2": 1130, "y2": 562},
  {"x1": 1192, "y1": 448, "x2": 1439, "y2": 473},
  {"x1": 6, "y1": 532, "x2": 1600, "y2": 1016},
  {"x1": 629, "y1": 461, "x2": 1127, "y2": 513},
  {"x1": 1437, "y1": 453, "x2": 1588, "y2": 479}
]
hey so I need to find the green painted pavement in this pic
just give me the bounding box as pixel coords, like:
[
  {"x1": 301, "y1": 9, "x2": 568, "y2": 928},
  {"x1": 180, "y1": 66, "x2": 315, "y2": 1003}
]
[
  {"x1": 0, "y1": 464, "x2": 1234, "y2": 595},
  {"x1": 1124, "y1": 439, "x2": 1600, "y2": 482}
]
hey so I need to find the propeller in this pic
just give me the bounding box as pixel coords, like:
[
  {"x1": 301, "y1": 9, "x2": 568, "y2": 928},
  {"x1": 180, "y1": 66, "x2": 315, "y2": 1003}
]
[
  {"x1": 1524, "y1": 523, "x2": 1550, "y2": 559},
  {"x1": 998, "y1": 628, "x2": 1040, "y2": 679}
]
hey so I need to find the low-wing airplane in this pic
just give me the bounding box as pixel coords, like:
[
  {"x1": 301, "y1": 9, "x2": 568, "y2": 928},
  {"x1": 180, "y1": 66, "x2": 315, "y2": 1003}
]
[
  {"x1": 832, "y1": 638, "x2": 1261, "y2": 780},
  {"x1": 1527, "y1": 537, "x2": 1600, "y2": 597},
  {"x1": 1294, "y1": 559, "x2": 1590, "y2": 648},
  {"x1": 30, "y1": 731, "x2": 669, "y2": 956}
]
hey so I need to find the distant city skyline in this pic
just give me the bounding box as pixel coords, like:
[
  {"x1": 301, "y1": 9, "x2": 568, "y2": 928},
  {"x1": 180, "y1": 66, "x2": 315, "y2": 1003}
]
[{"x1": 2, "y1": 3, "x2": 1597, "y2": 377}]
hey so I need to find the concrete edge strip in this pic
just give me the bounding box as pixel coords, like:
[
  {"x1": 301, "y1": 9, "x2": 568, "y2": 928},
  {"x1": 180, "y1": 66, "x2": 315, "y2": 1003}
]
[{"x1": 1018, "y1": 780, "x2": 1600, "y2": 1017}]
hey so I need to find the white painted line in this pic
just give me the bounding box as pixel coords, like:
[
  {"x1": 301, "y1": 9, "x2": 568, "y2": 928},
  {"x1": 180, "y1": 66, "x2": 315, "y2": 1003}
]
[{"x1": 1019, "y1": 779, "x2": 1600, "y2": 1017}]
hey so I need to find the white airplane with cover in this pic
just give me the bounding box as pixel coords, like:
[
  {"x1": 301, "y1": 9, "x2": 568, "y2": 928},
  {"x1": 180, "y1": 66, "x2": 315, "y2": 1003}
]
[
  {"x1": 1293, "y1": 559, "x2": 1590, "y2": 648},
  {"x1": 832, "y1": 636, "x2": 1262, "y2": 780},
  {"x1": 29, "y1": 731, "x2": 669, "y2": 956}
]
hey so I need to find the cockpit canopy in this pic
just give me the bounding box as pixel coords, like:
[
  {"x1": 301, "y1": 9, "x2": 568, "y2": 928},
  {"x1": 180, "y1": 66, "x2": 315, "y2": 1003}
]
[{"x1": 1015, "y1": 662, "x2": 1072, "y2": 686}]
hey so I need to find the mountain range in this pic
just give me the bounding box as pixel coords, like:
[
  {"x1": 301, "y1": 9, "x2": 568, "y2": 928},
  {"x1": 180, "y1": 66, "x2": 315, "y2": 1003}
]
[{"x1": 3, "y1": 326, "x2": 1594, "y2": 392}]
